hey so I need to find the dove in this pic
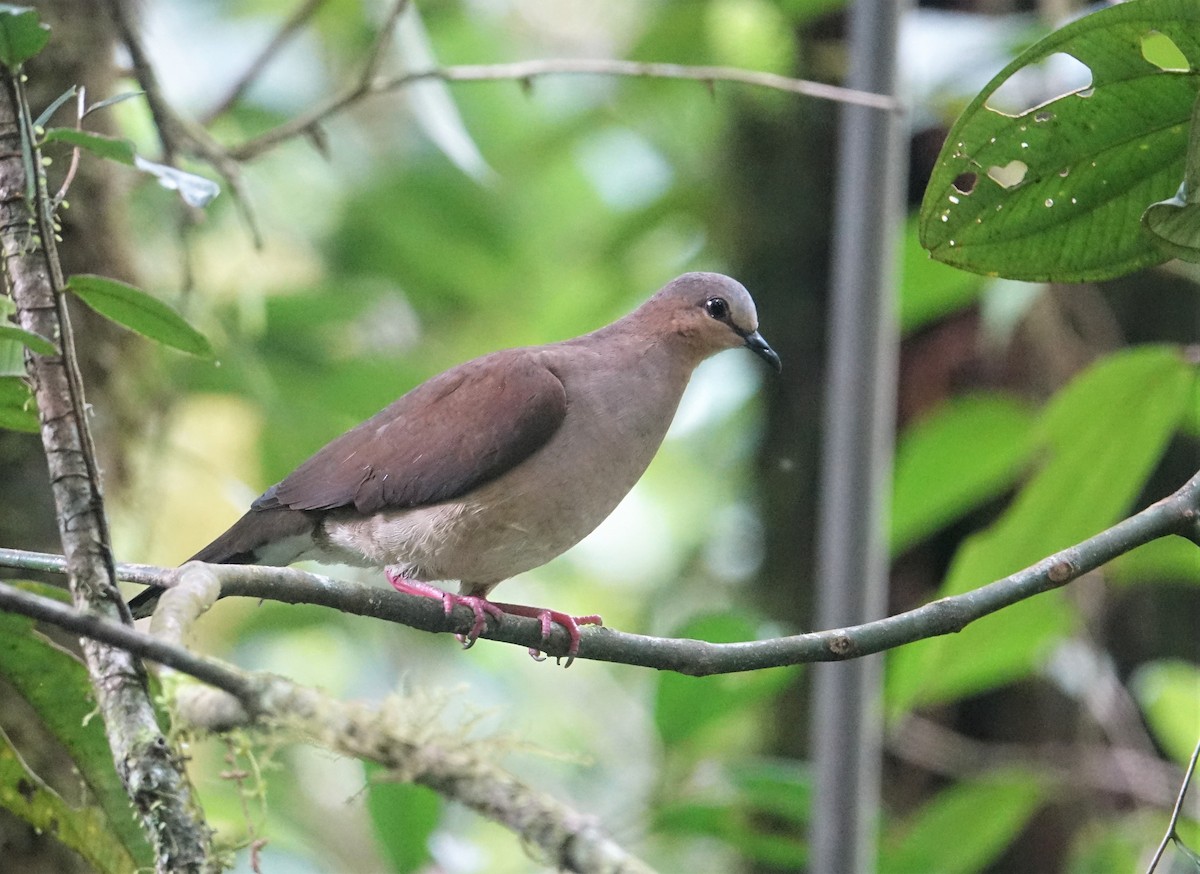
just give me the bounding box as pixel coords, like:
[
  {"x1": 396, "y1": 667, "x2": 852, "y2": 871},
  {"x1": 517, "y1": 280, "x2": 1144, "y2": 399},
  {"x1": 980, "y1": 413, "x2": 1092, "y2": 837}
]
[{"x1": 130, "y1": 272, "x2": 779, "y2": 663}]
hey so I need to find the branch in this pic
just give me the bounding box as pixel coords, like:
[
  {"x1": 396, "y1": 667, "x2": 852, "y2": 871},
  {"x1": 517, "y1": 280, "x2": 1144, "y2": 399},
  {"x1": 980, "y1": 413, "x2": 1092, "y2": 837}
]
[
  {"x1": 1, "y1": 470, "x2": 1197, "y2": 674},
  {"x1": 227, "y1": 57, "x2": 900, "y2": 162},
  {"x1": 1146, "y1": 736, "x2": 1200, "y2": 874},
  {"x1": 0, "y1": 573, "x2": 655, "y2": 874},
  {"x1": 201, "y1": 0, "x2": 331, "y2": 125},
  {"x1": 102, "y1": 0, "x2": 263, "y2": 245},
  {"x1": 0, "y1": 70, "x2": 212, "y2": 871}
]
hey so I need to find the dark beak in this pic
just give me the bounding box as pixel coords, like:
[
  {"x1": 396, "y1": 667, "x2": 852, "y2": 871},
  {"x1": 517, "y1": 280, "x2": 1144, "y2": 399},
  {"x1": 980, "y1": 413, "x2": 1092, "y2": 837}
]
[{"x1": 744, "y1": 330, "x2": 782, "y2": 372}]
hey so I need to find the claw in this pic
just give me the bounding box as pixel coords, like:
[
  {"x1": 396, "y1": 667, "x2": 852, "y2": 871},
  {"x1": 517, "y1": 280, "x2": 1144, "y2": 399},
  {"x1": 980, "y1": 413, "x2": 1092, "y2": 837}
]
[
  {"x1": 492, "y1": 602, "x2": 603, "y2": 667},
  {"x1": 386, "y1": 571, "x2": 504, "y2": 647},
  {"x1": 384, "y1": 571, "x2": 602, "y2": 665}
]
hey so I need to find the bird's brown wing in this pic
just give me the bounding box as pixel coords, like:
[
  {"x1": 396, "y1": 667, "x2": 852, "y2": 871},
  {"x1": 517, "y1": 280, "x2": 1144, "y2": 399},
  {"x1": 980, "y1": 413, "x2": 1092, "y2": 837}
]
[{"x1": 254, "y1": 350, "x2": 567, "y2": 514}]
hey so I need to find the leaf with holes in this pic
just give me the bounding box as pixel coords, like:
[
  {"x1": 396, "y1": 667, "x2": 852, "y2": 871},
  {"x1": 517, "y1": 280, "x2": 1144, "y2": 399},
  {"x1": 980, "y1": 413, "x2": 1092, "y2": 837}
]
[
  {"x1": 68, "y1": 274, "x2": 213, "y2": 358},
  {"x1": 919, "y1": 0, "x2": 1200, "y2": 281}
]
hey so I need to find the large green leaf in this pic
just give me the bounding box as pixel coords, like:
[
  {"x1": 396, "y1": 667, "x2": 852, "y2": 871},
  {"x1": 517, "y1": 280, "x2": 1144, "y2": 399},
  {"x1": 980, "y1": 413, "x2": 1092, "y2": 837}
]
[
  {"x1": 365, "y1": 763, "x2": 440, "y2": 874},
  {"x1": 0, "y1": 5, "x2": 49, "y2": 68},
  {"x1": 1131, "y1": 660, "x2": 1200, "y2": 767},
  {"x1": 654, "y1": 612, "x2": 792, "y2": 748},
  {"x1": 898, "y1": 216, "x2": 984, "y2": 333},
  {"x1": 919, "y1": 0, "x2": 1200, "y2": 281},
  {"x1": 0, "y1": 583, "x2": 153, "y2": 870},
  {"x1": 0, "y1": 729, "x2": 139, "y2": 874},
  {"x1": 654, "y1": 760, "x2": 810, "y2": 868},
  {"x1": 68, "y1": 273, "x2": 214, "y2": 358},
  {"x1": 888, "y1": 346, "x2": 1198, "y2": 714},
  {"x1": 890, "y1": 394, "x2": 1036, "y2": 555},
  {"x1": 880, "y1": 770, "x2": 1046, "y2": 874}
]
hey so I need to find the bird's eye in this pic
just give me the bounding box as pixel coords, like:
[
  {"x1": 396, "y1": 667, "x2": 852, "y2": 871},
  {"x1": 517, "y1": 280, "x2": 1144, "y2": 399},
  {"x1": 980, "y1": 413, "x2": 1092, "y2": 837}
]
[{"x1": 705, "y1": 297, "x2": 729, "y2": 320}]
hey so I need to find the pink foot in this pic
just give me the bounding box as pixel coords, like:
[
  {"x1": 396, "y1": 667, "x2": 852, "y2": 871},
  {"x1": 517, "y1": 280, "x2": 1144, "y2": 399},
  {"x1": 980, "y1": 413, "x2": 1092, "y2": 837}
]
[
  {"x1": 386, "y1": 571, "x2": 504, "y2": 648},
  {"x1": 490, "y1": 602, "x2": 603, "y2": 667}
]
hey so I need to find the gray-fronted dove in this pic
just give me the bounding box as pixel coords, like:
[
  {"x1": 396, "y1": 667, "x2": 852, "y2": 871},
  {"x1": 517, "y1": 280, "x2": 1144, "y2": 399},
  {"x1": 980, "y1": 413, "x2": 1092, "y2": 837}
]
[{"x1": 129, "y1": 272, "x2": 779, "y2": 662}]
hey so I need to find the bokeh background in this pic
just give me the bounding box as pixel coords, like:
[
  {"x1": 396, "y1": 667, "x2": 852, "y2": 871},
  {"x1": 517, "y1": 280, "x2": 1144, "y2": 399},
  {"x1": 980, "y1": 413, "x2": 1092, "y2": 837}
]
[{"x1": 3, "y1": 0, "x2": 1197, "y2": 871}]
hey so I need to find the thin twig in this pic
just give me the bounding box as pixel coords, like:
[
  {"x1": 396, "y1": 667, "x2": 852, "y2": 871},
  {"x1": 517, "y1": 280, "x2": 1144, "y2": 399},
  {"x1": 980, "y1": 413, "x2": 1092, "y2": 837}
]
[
  {"x1": 228, "y1": 57, "x2": 900, "y2": 161},
  {"x1": 1, "y1": 469, "x2": 1197, "y2": 674},
  {"x1": 201, "y1": 0, "x2": 330, "y2": 124},
  {"x1": 103, "y1": 0, "x2": 263, "y2": 246},
  {"x1": 361, "y1": 0, "x2": 411, "y2": 86},
  {"x1": 1146, "y1": 736, "x2": 1200, "y2": 873}
]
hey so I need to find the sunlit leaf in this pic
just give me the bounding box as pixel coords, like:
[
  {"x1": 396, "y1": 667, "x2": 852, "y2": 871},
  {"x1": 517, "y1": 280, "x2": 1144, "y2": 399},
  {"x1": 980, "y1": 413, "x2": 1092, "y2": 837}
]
[
  {"x1": 42, "y1": 128, "x2": 135, "y2": 165},
  {"x1": 899, "y1": 217, "x2": 984, "y2": 333},
  {"x1": 891, "y1": 394, "x2": 1036, "y2": 554},
  {"x1": 68, "y1": 274, "x2": 214, "y2": 358},
  {"x1": 0, "y1": 5, "x2": 49, "y2": 68},
  {"x1": 365, "y1": 763, "x2": 440, "y2": 874},
  {"x1": 919, "y1": 0, "x2": 1200, "y2": 280},
  {"x1": 1131, "y1": 660, "x2": 1200, "y2": 767},
  {"x1": 0, "y1": 375, "x2": 36, "y2": 431},
  {"x1": 1110, "y1": 536, "x2": 1200, "y2": 587},
  {"x1": 889, "y1": 346, "x2": 1198, "y2": 713},
  {"x1": 880, "y1": 770, "x2": 1046, "y2": 874},
  {"x1": 0, "y1": 324, "x2": 57, "y2": 356},
  {"x1": 393, "y1": 3, "x2": 494, "y2": 183},
  {"x1": 654, "y1": 612, "x2": 792, "y2": 747},
  {"x1": 0, "y1": 584, "x2": 153, "y2": 870}
]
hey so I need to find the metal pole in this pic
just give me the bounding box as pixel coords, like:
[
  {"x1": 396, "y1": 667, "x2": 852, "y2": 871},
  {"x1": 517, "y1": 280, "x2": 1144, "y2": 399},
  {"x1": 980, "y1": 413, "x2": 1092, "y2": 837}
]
[{"x1": 809, "y1": 0, "x2": 908, "y2": 870}]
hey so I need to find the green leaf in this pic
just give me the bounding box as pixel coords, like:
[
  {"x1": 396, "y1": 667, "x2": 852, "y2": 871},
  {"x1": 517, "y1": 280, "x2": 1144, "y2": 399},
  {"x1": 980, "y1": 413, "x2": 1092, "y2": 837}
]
[
  {"x1": 653, "y1": 760, "x2": 809, "y2": 866},
  {"x1": 0, "y1": 375, "x2": 36, "y2": 431},
  {"x1": 880, "y1": 770, "x2": 1046, "y2": 874},
  {"x1": 33, "y1": 86, "x2": 75, "y2": 129},
  {"x1": 0, "y1": 5, "x2": 49, "y2": 68},
  {"x1": 83, "y1": 90, "x2": 144, "y2": 118},
  {"x1": 42, "y1": 128, "x2": 135, "y2": 166},
  {"x1": 0, "y1": 729, "x2": 142, "y2": 874},
  {"x1": 0, "y1": 584, "x2": 153, "y2": 870},
  {"x1": 919, "y1": 0, "x2": 1200, "y2": 281},
  {"x1": 1131, "y1": 660, "x2": 1200, "y2": 767},
  {"x1": 68, "y1": 274, "x2": 213, "y2": 357},
  {"x1": 891, "y1": 394, "x2": 1036, "y2": 555},
  {"x1": 1110, "y1": 536, "x2": 1200, "y2": 587},
  {"x1": 1142, "y1": 91, "x2": 1200, "y2": 261},
  {"x1": 364, "y1": 764, "x2": 440, "y2": 873},
  {"x1": 0, "y1": 323, "x2": 57, "y2": 355},
  {"x1": 654, "y1": 612, "x2": 792, "y2": 747},
  {"x1": 898, "y1": 216, "x2": 984, "y2": 333},
  {"x1": 888, "y1": 346, "x2": 1197, "y2": 714}
]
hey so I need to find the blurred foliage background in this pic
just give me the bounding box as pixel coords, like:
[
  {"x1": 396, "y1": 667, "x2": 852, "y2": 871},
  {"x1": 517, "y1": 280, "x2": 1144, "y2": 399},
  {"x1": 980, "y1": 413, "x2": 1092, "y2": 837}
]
[{"x1": 1, "y1": 0, "x2": 1197, "y2": 872}]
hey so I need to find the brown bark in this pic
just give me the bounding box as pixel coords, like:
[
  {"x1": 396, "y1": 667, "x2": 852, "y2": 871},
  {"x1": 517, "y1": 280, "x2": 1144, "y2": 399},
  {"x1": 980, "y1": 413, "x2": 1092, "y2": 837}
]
[{"x1": 0, "y1": 46, "x2": 211, "y2": 874}]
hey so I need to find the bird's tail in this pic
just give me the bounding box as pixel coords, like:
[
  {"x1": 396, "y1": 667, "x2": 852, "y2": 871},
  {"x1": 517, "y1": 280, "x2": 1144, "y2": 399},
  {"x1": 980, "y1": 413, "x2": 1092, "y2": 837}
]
[{"x1": 128, "y1": 508, "x2": 318, "y2": 619}]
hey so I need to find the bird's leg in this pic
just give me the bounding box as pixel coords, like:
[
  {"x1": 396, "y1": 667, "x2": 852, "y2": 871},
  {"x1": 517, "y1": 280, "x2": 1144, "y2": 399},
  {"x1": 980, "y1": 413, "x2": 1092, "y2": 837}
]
[
  {"x1": 488, "y1": 602, "x2": 603, "y2": 667},
  {"x1": 385, "y1": 570, "x2": 503, "y2": 648}
]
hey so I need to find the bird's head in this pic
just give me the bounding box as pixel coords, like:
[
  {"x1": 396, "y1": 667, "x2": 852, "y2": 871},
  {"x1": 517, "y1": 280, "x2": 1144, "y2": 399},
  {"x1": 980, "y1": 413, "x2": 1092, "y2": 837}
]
[{"x1": 653, "y1": 272, "x2": 781, "y2": 372}]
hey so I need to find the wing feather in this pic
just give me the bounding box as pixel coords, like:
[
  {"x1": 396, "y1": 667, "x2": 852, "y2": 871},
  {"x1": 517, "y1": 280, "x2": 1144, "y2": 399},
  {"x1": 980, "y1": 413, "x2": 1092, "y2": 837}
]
[{"x1": 254, "y1": 350, "x2": 566, "y2": 514}]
